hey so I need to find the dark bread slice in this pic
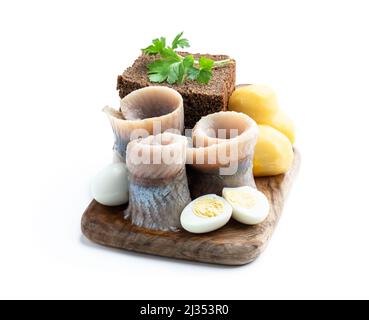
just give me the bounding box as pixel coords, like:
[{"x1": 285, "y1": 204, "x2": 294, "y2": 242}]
[{"x1": 117, "y1": 53, "x2": 236, "y2": 129}]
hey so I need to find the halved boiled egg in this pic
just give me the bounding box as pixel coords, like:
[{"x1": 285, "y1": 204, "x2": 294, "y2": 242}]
[
  {"x1": 180, "y1": 195, "x2": 232, "y2": 234},
  {"x1": 222, "y1": 186, "x2": 270, "y2": 225}
]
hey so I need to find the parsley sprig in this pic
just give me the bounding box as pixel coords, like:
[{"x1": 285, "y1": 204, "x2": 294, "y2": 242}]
[{"x1": 142, "y1": 32, "x2": 232, "y2": 85}]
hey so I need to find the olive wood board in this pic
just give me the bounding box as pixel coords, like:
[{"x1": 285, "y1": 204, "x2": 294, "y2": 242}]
[{"x1": 81, "y1": 149, "x2": 300, "y2": 266}]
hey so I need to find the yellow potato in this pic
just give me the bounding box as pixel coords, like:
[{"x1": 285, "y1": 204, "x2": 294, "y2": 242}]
[
  {"x1": 228, "y1": 85, "x2": 279, "y2": 123},
  {"x1": 253, "y1": 125, "x2": 294, "y2": 177},
  {"x1": 260, "y1": 110, "x2": 295, "y2": 144},
  {"x1": 229, "y1": 85, "x2": 296, "y2": 145}
]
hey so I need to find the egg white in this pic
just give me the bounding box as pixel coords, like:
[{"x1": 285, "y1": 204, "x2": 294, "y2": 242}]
[
  {"x1": 180, "y1": 194, "x2": 232, "y2": 234},
  {"x1": 222, "y1": 186, "x2": 270, "y2": 225},
  {"x1": 91, "y1": 163, "x2": 129, "y2": 206}
]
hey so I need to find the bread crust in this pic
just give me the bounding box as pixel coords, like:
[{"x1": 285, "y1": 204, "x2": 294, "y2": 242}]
[{"x1": 117, "y1": 52, "x2": 236, "y2": 129}]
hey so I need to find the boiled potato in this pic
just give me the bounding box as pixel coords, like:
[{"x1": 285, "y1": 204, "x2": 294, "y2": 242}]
[
  {"x1": 253, "y1": 125, "x2": 294, "y2": 177},
  {"x1": 261, "y1": 110, "x2": 295, "y2": 144},
  {"x1": 228, "y1": 85, "x2": 279, "y2": 123},
  {"x1": 229, "y1": 84, "x2": 296, "y2": 145}
]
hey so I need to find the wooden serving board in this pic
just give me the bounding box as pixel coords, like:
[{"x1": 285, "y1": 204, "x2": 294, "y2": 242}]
[{"x1": 81, "y1": 150, "x2": 300, "y2": 266}]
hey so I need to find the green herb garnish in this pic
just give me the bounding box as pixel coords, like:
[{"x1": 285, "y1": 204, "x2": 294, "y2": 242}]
[{"x1": 142, "y1": 32, "x2": 232, "y2": 85}]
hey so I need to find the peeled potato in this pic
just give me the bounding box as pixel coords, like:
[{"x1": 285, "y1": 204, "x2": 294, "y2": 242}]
[
  {"x1": 261, "y1": 110, "x2": 295, "y2": 144},
  {"x1": 229, "y1": 85, "x2": 296, "y2": 145},
  {"x1": 228, "y1": 84, "x2": 279, "y2": 123},
  {"x1": 253, "y1": 125, "x2": 294, "y2": 177}
]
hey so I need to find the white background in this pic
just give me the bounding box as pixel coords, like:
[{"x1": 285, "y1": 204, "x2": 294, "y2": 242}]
[{"x1": 1, "y1": 0, "x2": 368, "y2": 300}]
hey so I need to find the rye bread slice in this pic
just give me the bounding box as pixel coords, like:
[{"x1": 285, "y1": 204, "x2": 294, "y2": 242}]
[{"x1": 117, "y1": 52, "x2": 236, "y2": 129}]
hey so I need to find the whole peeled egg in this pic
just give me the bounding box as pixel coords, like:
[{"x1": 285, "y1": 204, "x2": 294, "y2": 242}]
[{"x1": 91, "y1": 163, "x2": 129, "y2": 206}]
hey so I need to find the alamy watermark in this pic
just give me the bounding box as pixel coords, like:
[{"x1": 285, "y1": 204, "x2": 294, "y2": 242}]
[{"x1": 126, "y1": 120, "x2": 247, "y2": 176}]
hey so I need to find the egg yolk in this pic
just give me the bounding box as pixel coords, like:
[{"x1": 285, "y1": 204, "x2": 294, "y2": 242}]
[
  {"x1": 224, "y1": 190, "x2": 257, "y2": 209},
  {"x1": 193, "y1": 198, "x2": 224, "y2": 218}
]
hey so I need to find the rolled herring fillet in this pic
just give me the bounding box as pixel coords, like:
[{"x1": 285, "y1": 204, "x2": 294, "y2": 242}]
[
  {"x1": 103, "y1": 86, "x2": 184, "y2": 161},
  {"x1": 187, "y1": 111, "x2": 259, "y2": 198},
  {"x1": 125, "y1": 133, "x2": 191, "y2": 231}
]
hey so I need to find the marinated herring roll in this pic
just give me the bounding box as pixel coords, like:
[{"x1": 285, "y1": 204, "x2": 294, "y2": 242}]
[
  {"x1": 125, "y1": 133, "x2": 191, "y2": 232},
  {"x1": 103, "y1": 86, "x2": 184, "y2": 161},
  {"x1": 187, "y1": 111, "x2": 259, "y2": 198}
]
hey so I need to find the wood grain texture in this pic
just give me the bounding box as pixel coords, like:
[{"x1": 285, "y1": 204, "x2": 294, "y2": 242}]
[{"x1": 81, "y1": 150, "x2": 300, "y2": 266}]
